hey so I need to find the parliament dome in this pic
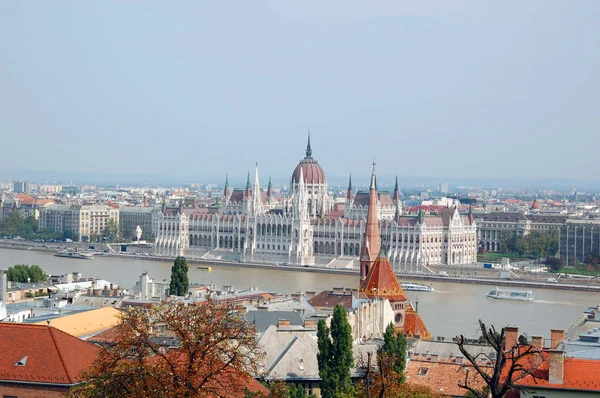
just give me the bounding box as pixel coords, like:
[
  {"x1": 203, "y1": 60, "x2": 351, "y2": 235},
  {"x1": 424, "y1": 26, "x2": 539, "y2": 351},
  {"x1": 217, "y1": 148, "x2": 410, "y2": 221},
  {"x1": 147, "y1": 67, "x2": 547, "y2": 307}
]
[{"x1": 291, "y1": 136, "x2": 326, "y2": 185}]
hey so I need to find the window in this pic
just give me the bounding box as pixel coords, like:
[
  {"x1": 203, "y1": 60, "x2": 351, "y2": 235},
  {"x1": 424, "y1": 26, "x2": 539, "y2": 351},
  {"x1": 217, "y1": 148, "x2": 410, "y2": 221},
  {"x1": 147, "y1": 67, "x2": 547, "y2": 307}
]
[{"x1": 417, "y1": 367, "x2": 429, "y2": 376}]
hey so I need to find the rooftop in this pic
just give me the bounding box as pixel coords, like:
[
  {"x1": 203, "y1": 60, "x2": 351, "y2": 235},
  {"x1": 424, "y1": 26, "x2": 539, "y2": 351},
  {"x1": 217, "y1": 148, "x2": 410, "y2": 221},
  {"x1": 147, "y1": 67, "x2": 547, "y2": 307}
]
[{"x1": 0, "y1": 323, "x2": 99, "y2": 385}]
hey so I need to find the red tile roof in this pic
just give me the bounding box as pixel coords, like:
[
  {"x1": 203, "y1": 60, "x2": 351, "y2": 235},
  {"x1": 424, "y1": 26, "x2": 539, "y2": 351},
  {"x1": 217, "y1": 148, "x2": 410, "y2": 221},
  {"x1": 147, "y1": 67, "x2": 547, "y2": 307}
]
[
  {"x1": 359, "y1": 253, "x2": 407, "y2": 302},
  {"x1": 353, "y1": 192, "x2": 394, "y2": 207},
  {"x1": 0, "y1": 323, "x2": 99, "y2": 385},
  {"x1": 403, "y1": 304, "x2": 432, "y2": 340},
  {"x1": 516, "y1": 355, "x2": 600, "y2": 392},
  {"x1": 406, "y1": 359, "x2": 490, "y2": 397},
  {"x1": 308, "y1": 290, "x2": 354, "y2": 310}
]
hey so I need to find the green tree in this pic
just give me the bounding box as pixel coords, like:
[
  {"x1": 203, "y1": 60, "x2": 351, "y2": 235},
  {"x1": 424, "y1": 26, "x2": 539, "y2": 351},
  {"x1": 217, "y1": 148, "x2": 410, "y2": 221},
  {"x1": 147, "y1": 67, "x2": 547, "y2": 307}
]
[
  {"x1": 169, "y1": 256, "x2": 189, "y2": 296},
  {"x1": 317, "y1": 305, "x2": 355, "y2": 398},
  {"x1": 381, "y1": 323, "x2": 407, "y2": 382},
  {"x1": 361, "y1": 323, "x2": 408, "y2": 398},
  {"x1": 105, "y1": 219, "x2": 121, "y2": 242},
  {"x1": 288, "y1": 383, "x2": 308, "y2": 398},
  {"x1": 545, "y1": 257, "x2": 563, "y2": 272},
  {"x1": 7, "y1": 264, "x2": 47, "y2": 283}
]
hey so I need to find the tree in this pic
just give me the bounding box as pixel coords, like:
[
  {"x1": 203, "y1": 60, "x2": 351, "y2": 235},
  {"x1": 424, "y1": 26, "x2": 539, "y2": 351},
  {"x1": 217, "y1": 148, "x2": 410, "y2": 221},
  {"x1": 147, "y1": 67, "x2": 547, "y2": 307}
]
[
  {"x1": 169, "y1": 256, "x2": 189, "y2": 296},
  {"x1": 359, "y1": 323, "x2": 408, "y2": 398},
  {"x1": 68, "y1": 299, "x2": 263, "y2": 398},
  {"x1": 545, "y1": 257, "x2": 563, "y2": 272},
  {"x1": 456, "y1": 320, "x2": 543, "y2": 398},
  {"x1": 288, "y1": 383, "x2": 308, "y2": 398},
  {"x1": 7, "y1": 264, "x2": 47, "y2": 283},
  {"x1": 103, "y1": 219, "x2": 120, "y2": 242},
  {"x1": 317, "y1": 305, "x2": 355, "y2": 398}
]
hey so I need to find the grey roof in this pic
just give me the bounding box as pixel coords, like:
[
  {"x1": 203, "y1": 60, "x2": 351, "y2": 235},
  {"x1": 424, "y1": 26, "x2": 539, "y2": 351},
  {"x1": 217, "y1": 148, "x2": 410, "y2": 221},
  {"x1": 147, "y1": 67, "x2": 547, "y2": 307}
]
[
  {"x1": 119, "y1": 206, "x2": 154, "y2": 214},
  {"x1": 246, "y1": 311, "x2": 304, "y2": 333},
  {"x1": 261, "y1": 297, "x2": 319, "y2": 315},
  {"x1": 565, "y1": 341, "x2": 600, "y2": 359},
  {"x1": 259, "y1": 323, "x2": 381, "y2": 381},
  {"x1": 526, "y1": 214, "x2": 568, "y2": 224},
  {"x1": 475, "y1": 211, "x2": 568, "y2": 224},
  {"x1": 475, "y1": 212, "x2": 528, "y2": 223},
  {"x1": 410, "y1": 340, "x2": 496, "y2": 360}
]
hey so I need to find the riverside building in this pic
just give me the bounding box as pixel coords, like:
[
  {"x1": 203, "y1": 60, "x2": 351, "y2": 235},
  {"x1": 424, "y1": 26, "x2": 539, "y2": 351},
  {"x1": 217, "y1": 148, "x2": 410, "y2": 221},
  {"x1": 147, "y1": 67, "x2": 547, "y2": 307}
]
[{"x1": 153, "y1": 137, "x2": 478, "y2": 271}]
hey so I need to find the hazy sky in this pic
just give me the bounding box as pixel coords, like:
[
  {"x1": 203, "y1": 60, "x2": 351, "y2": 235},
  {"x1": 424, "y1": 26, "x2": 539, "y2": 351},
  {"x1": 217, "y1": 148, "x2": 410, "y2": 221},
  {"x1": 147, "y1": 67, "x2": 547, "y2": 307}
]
[{"x1": 1, "y1": 1, "x2": 599, "y2": 184}]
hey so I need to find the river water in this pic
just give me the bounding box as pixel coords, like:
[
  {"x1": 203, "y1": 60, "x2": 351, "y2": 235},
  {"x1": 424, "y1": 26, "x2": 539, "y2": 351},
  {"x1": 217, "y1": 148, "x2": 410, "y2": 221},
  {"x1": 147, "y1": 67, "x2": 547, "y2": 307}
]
[{"x1": 2, "y1": 248, "x2": 598, "y2": 339}]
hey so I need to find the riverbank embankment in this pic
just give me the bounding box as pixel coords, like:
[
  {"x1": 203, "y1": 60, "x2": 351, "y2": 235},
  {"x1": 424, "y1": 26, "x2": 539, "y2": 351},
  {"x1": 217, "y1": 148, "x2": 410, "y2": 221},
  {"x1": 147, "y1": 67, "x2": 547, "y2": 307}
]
[{"x1": 2, "y1": 240, "x2": 600, "y2": 293}]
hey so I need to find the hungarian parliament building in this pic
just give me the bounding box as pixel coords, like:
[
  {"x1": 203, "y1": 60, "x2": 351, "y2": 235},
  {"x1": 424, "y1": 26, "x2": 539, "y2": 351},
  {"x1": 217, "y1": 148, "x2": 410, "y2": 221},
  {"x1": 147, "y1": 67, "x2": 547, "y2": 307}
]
[{"x1": 154, "y1": 138, "x2": 478, "y2": 271}]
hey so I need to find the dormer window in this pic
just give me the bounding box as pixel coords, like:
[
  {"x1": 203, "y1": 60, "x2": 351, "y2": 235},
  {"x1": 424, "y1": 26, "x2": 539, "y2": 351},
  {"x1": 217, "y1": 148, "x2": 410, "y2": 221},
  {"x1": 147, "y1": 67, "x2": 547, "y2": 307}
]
[{"x1": 15, "y1": 355, "x2": 28, "y2": 366}]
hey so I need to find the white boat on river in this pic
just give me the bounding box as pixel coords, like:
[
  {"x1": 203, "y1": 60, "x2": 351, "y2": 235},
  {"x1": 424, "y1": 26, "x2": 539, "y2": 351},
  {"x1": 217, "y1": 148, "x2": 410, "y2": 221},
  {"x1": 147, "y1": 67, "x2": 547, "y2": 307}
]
[
  {"x1": 487, "y1": 287, "x2": 534, "y2": 301},
  {"x1": 402, "y1": 282, "x2": 435, "y2": 292}
]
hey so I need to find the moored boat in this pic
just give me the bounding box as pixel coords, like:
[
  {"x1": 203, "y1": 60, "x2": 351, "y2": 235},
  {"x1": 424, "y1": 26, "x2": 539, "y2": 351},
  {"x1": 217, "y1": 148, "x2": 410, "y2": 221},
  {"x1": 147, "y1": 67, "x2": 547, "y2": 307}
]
[
  {"x1": 487, "y1": 287, "x2": 534, "y2": 301},
  {"x1": 401, "y1": 282, "x2": 435, "y2": 292},
  {"x1": 54, "y1": 249, "x2": 94, "y2": 260}
]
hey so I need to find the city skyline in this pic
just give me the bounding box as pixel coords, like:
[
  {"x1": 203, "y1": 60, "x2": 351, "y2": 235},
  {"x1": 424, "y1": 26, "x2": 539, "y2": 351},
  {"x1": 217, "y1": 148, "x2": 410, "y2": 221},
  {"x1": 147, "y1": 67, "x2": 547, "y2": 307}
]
[{"x1": 2, "y1": 1, "x2": 599, "y2": 181}]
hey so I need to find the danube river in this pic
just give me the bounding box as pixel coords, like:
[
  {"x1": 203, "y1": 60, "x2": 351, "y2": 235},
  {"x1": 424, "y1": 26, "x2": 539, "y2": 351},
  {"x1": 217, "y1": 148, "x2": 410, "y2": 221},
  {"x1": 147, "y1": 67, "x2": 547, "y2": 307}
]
[{"x1": 2, "y1": 248, "x2": 598, "y2": 339}]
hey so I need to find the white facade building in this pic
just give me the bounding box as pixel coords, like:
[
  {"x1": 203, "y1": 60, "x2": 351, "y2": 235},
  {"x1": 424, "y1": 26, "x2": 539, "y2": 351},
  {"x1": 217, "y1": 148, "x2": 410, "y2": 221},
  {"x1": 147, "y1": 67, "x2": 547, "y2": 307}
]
[{"x1": 153, "y1": 138, "x2": 478, "y2": 270}]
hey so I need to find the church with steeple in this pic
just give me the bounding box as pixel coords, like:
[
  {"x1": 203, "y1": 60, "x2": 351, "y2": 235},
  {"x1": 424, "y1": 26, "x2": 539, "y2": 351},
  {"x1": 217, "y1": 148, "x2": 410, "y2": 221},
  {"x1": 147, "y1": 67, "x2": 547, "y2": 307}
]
[
  {"x1": 357, "y1": 165, "x2": 431, "y2": 338},
  {"x1": 153, "y1": 135, "x2": 477, "y2": 271}
]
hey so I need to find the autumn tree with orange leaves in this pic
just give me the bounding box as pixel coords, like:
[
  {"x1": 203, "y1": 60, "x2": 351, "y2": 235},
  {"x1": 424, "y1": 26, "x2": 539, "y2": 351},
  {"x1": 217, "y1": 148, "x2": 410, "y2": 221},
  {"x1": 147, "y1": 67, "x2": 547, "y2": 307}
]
[{"x1": 69, "y1": 299, "x2": 265, "y2": 398}]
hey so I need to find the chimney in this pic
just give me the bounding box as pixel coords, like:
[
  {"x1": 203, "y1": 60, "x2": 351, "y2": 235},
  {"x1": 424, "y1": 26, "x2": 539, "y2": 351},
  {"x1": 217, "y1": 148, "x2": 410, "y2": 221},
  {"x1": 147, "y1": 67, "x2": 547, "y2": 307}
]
[
  {"x1": 278, "y1": 319, "x2": 291, "y2": 330},
  {"x1": 430, "y1": 353, "x2": 439, "y2": 362},
  {"x1": 531, "y1": 336, "x2": 543, "y2": 368},
  {"x1": 303, "y1": 319, "x2": 317, "y2": 329},
  {"x1": 0, "y1": 270, "x2": 7, "y2": 306},
  {"x1": 548, "y1": 349, "x2": 564, "y2": 384},
  {"x1": 332, "y1": 287, "x2": 344, "y2": 294},
  {"x1": 550, "y1": 329, "x2": 565, "y2": 349},
  {"x1": 291, "y1": 292, "x2": 302, "y2": 301},
  {"x1": 504, "y1": 326, "x2": 519, "y2": 351}
]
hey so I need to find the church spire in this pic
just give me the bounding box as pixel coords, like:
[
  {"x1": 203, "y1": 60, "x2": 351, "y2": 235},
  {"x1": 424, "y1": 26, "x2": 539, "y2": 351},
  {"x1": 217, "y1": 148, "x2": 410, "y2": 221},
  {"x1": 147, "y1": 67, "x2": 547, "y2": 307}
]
[
  {"x1": 267, "y1": 175, "x2": 273, "y2": 199},
  {"x1": 252, "y1": 163, "x2": 262, "y2": 214},
  {"x1": 253, "y1": 163, "x2": 260, "y2": 189},
  {"x1": 360, "y1": 162, "x2": 381, "y2": 280},
  {"x1": 245, "y1": 171, "x2": 251, "y2": 197},
  {"x1": 305, "y1": 129, "x2": 312, "y2": 158},
  {"x1": 223, "y1": 174, "x2": 231, "y2": 199},
  {"x1": 393, "y1": 176, "x2": 401, "y2": 202},
  {"x1": 346, "y1": 174, "x2": 354, "y2": 202}
]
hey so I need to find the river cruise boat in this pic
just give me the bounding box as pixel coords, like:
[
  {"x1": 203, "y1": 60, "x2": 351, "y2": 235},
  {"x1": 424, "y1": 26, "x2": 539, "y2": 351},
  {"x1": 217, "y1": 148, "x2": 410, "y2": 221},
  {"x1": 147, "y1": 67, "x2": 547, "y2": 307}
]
[
  {"x1": 487, "y1": 287, "x2": 534, "y2": 301},
  {"x1": 54, "y1": 249, "x2": 94, "y2": 260},
  {"x1": 401, "y1": 282, "x2": 435, "y2": 292}
]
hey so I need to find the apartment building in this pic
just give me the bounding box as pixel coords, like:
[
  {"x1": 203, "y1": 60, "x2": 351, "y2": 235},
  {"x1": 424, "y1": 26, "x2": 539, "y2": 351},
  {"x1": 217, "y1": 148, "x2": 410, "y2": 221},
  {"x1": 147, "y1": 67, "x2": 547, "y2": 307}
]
[
  {"x1": 119, "y1": 206, "x2": 157, "y2": 240},
  {"x1": 40, "y1": 204, "x2": 119, "y2": 241},
  {"x1": 475, "y1": 212, "x2": 567, "y2": 252}
]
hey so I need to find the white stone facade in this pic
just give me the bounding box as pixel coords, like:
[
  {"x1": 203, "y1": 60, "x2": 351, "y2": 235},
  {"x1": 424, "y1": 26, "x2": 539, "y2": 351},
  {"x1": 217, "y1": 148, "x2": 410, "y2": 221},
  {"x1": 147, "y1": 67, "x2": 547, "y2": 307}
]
[{"x1": 153, "y1": 141, "x2": 478, "y2": 270}]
